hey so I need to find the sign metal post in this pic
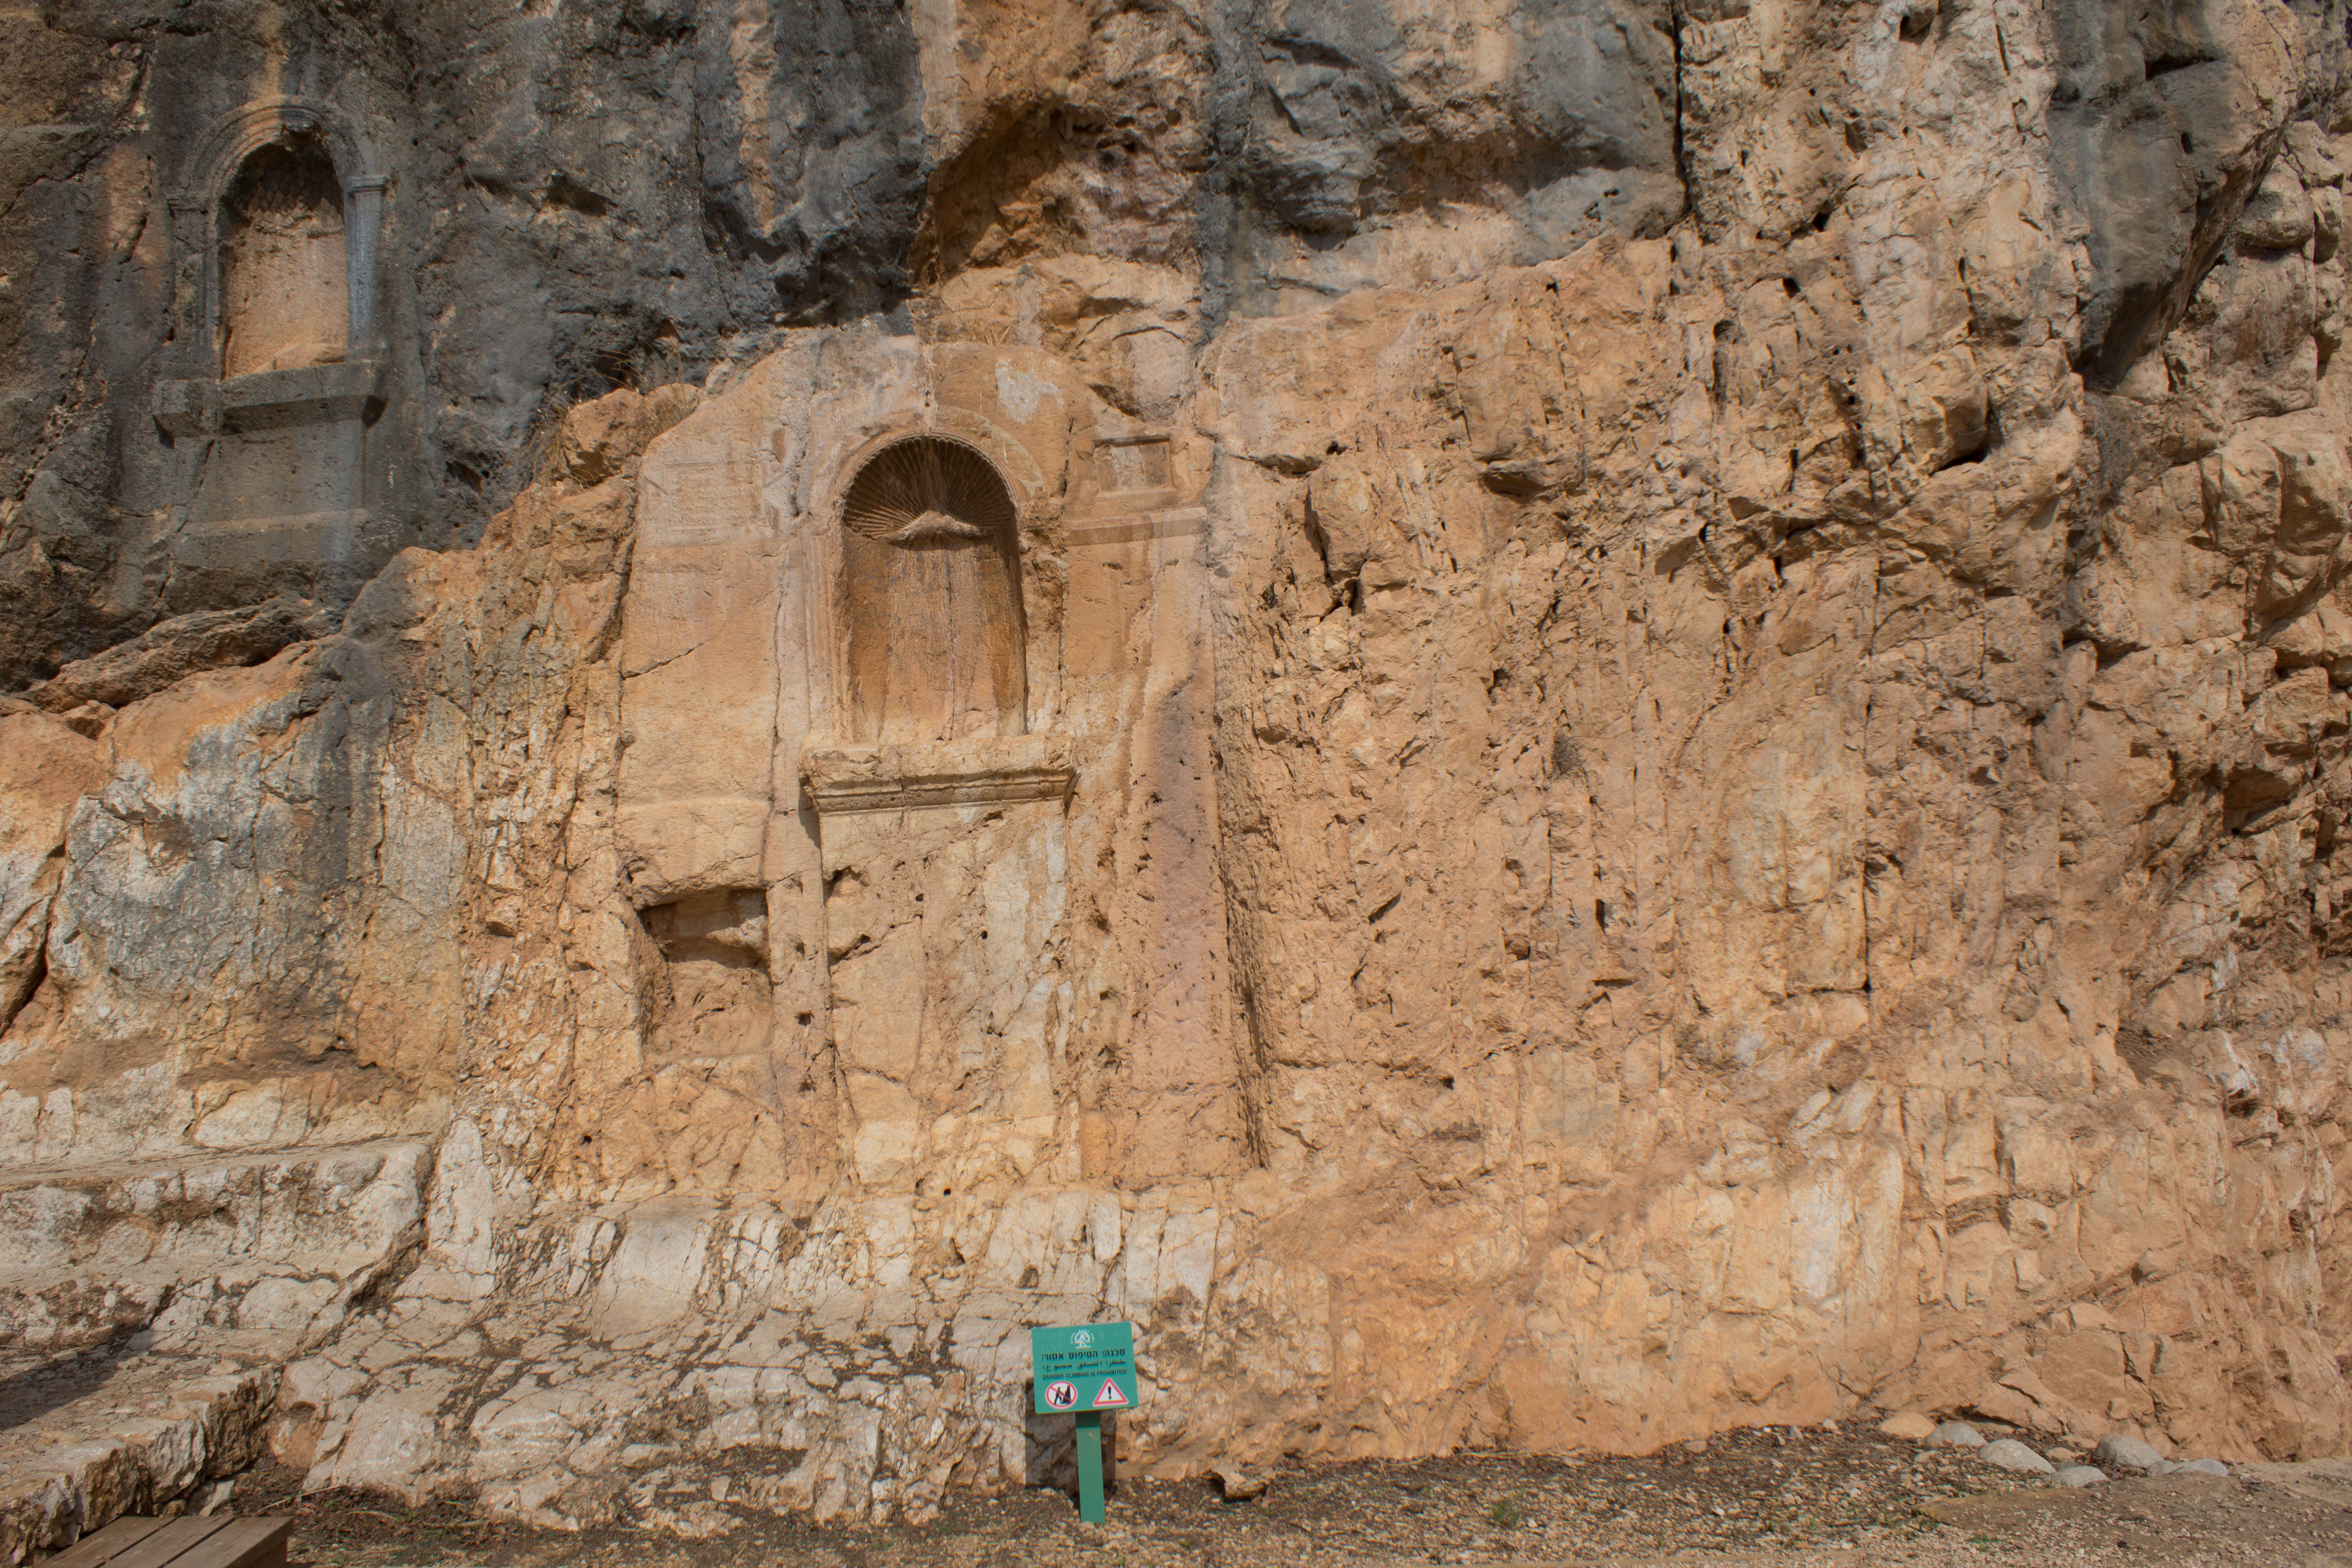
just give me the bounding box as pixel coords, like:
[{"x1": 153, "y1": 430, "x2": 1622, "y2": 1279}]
[
  {"x1": 1029, "y1": 1320, "x2": 1139, "y2": 1524},
  {"x1": 1074, "y1": 1410, "x2": 1106, "y2": 1523}
]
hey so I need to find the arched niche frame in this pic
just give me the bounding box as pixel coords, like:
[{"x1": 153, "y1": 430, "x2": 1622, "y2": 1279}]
[
  {"x1": 168, "y1": 98, "x2": 387, "y2": 380},
  {"x1": 835, "y1": 432, "x2": 1029, "y2": 743},
  {"x1": 799, "y1": 405, "x2": 1065, "y2": 750}
]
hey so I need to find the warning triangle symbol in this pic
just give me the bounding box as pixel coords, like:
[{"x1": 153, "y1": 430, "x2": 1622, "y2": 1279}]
[{"x1": 1094, "y1": 1378, "x2": 1129, "y2": 1407}]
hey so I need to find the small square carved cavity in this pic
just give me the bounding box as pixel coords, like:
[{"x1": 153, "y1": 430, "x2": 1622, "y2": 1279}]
[{"x1": 1096, "y1": 434, "x2": 1172, "y2": 494}]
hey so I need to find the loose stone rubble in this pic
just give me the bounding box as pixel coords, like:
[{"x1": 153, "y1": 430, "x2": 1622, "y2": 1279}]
[
  {"x1": 3, "y1": 0, "x2": 2352, "y2": 1557},
  {"x1": 224, "y1": 1433, "x2": 2352, "y2": 1567}
]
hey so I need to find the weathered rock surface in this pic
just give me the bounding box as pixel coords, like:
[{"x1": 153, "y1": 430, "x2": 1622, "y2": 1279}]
[
  {"x1": 2095, "y1": 1433, "x2": 2167, "y2": 1472},
  {"x1": 0, "y1": 1345, "x2": 283, "y2": 1567},
  {"x1": 3, "y1": 0, "x2": 2352, "y2": 1556},
  {"x1": 0, "y1": 1137, "x2": 428, "y2": 1554},
  {"x1": 1979, "y1": 1439, "x2": 2056, "y2": 1475},
  {"x1": 0, "y1": 713, "x2": 103, "y2": 1032},
  {"x1": 1879, "y1": 1412, "x2": 1938, "y2": 1443},
  {"x1": 0, "y1": 0, "x2": 1697, "y2": 689},
  {"x1": 19, "y1": 600, "x2": 338, "y2": 717}
]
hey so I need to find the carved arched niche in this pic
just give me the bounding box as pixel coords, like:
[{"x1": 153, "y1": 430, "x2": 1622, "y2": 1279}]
[
  {"x1": 838, "y1": 436, "x2": 1029, "y2": 743},
  {"x1": 219, "y1": 137, "x2": 348, "y2": 376},
  {"x1": 164, "y1": 98, "x2": 386, "y2": 385}
]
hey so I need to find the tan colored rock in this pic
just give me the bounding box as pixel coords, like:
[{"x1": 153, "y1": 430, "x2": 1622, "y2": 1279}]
[
  {"x1": 0, "y1": 711, "x2": 103, "y2": 1029},
  {"x1": 550, "y1": 385, "x2": 701, "y2": 489},
  {"x1": 1877, "y1": 1412, "x2": 1938, "y2": 1444}
]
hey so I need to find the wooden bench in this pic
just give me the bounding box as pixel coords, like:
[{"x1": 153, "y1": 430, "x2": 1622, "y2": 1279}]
[{"x1": 39, "y1": 1516, "x2": 288, "y2": 1568}]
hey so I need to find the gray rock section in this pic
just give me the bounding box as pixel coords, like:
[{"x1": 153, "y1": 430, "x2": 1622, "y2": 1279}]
[
  {"x1": 0, "y1": 0, "x2": 927, "y2": 688},
  {"x1": 1932, "y1": 1420, "x2": 1987, "y2": 1448},
  {"x1": 1979, "y1": 1439, "x2": 2056, "y2": 1475},
  {"x1": 2054, "y1": 1465, "x2": 2107, "y2": 1487},
  {"x1": 2096, "y1": 1434, "x2": 2168, "y2": 1472},
  {"x1": 2179, "y1": 1457, "x2": 2232, "y2": 1476},
  {"x1": 2044, "y1": 0, "x2": 2349, "y2": 383},
  {"x1": 24, "y1": 599, "x2": 336, "y2": 714},
  {"x1": 1228, "y1": 0, "x2": 1678, "y2": 246}
]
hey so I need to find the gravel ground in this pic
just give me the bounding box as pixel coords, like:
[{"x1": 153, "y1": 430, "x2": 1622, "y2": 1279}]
[{"x1": 197, "y1": 1425, "x2": 2352, "y2": 1568}]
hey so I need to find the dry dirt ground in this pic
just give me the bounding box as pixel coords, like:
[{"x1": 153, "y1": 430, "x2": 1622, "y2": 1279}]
[{"x1": 212, "y1": 1426, "x2": 2352, "y2": 1568}]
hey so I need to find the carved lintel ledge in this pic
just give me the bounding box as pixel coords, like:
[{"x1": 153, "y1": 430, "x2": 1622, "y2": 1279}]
[
  {"x1": 802, "y1": 735, "x2": 1074, "y2": 815},
  {"x1": 155, "y1": 360, "x2": 381, "y2": 437}
]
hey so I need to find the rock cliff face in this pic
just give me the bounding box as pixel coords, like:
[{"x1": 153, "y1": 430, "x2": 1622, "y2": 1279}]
[{"x1": 5, "y1": 0, "x2": 2352, "y2": 1548}]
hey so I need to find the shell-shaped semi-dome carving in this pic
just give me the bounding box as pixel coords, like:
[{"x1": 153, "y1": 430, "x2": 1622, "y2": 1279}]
[
  {"x1": 841, "y1": 436, "x2": 1018, "y2": 547},
  {"x1": 837, "y1": 434, "x2": 1027, "y2": 742}
]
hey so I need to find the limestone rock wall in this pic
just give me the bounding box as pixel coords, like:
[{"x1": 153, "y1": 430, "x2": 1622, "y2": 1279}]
[{"x1": 4, "y1": 0, "x2": 2352, "y2": 1545}]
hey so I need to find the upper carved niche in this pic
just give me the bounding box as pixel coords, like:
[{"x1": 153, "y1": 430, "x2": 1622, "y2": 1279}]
[
  {"x1": 838, "y1": 436, "x2": 1029, "y2": 744},
  {"x1": 167, "y1": 99, "x2": 386, "y2": 387},
  {"x1": 219, "y1": 139, "x2": 348, "y2": 376}
]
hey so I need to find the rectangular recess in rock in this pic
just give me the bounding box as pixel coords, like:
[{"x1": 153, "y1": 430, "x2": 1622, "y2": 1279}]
[
  {"x1": 1062, "y1": 506, "x2": 1210, "y2": 548},
  {"x1": 1094, "y1": 434, "x2": 1173, "y2": 495},
  {"x1": 800, "y1": 740, "x2": 1075, "y2": 1188},
  {"x1": 815, "y1": 791, "x2": 1071, "y2": 1190},
  {"x1": 165, "y1": 361, "x2": 386, "y2": 536},
  {"x1": 638, "y1": 889, "x2": 773, "y2": 1062}
]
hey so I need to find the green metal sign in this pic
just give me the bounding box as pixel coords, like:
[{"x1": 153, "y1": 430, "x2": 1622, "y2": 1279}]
[
  {"x1": 1030, "y1": 1320, "x2": 1139, "y2": 1414},
  {"x1": 1030, "y1": 1321, "x2": 1140, "y2": 1523}
]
